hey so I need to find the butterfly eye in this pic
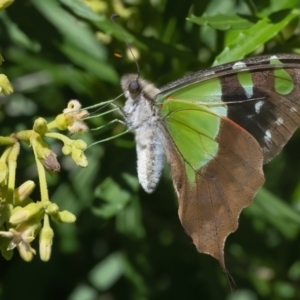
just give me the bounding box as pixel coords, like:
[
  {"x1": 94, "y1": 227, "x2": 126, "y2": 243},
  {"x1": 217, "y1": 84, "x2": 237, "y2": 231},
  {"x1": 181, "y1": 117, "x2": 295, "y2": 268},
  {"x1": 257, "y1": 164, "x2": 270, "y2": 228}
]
[{"x1": 128, "y1": 80, "x2": 140, "y2": 94}]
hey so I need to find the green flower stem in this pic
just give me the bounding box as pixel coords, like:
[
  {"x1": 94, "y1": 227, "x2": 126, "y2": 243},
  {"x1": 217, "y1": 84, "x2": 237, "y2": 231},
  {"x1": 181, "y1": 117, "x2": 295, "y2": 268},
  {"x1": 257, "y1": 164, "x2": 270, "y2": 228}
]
[
  {"x1": 43, "y1": 213, "x2": 50, "y2": 228},
  {"x1": 47, "y1": 120, "x2": 57, "y2": 130},
  {"x1": 0, "y1": 136, "x2": 17, "y2": 145},
  {"x1": 30, "y1": 134, "x2": 49, "y2": 202},
  {"x1": 45, "y1": 132, "x2": 73, "y2": 145},
  {"x1": 15, "y1": 130, "x2": 33, "y2": 140},
  {"x1": 6, "y1": 142, "x2": 20, "y2": 204}
]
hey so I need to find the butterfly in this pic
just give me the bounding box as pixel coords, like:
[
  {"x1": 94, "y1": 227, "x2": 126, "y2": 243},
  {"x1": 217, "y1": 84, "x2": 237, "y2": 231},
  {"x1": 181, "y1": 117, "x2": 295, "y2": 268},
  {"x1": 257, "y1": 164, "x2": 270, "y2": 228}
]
[{"x1": 120, "y1": 53, "x2": 300, "y2": 289}]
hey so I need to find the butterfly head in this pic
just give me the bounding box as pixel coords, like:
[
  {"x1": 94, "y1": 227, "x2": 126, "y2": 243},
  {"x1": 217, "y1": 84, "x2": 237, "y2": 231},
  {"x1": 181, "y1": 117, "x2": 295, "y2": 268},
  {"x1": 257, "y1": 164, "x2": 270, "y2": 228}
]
[
  {"x1": 121, "y1": 74, "x2": 161, "y2": 104},
  {"x1": 121, "y1": 74, "x2": 141, "y2": 101}
]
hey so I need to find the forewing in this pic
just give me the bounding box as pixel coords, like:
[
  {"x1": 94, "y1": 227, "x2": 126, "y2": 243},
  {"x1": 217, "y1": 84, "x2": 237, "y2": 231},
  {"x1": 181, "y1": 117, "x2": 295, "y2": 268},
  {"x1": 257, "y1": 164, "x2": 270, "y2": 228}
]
[
  {"x1": 160, "y1": 100, "x2": 265, "y2": 271},
  {"x1": 158, "y1": 54, "x2": 300, "y2": 163}
]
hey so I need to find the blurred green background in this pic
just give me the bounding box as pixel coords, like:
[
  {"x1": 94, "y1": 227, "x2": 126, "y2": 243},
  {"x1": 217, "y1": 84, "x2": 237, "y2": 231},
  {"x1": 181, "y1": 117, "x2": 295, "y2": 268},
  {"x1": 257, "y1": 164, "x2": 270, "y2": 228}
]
[{"x1": 1, "y1": 0, "x2": 300, "y2": 299}]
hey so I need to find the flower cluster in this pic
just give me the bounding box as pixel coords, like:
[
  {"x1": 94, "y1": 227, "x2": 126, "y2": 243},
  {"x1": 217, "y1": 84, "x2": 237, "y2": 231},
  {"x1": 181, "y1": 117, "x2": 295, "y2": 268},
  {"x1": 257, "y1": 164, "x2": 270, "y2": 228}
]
[
  {"x1": 0, "y1": 100, "x2": 89, "y2": 261},
  {"x1": 0, "y1": 1, "x2": 91, "y2": 262}
]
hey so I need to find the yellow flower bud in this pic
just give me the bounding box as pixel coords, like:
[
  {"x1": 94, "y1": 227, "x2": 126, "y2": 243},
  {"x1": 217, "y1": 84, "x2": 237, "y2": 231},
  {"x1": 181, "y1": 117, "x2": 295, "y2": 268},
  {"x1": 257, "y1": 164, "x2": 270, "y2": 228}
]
[
  {"x1": 64, "y1": 113, "x2": 75, "y2": 126},
  {"x1": 11, "y1": 205, "x2": 22, "y2": 215},
  {"x1": 14, "y1": 181, "x2": 35, "y2": 204},
  {"x1": 0, "y1": 74, "x2": 13, "y2": 95},
  {"x1": 9, "y1": 201, "x2": 46, "y2": 225},
  {"x1": 62, "y1": 145, "x2": 72, "y2": 155},
  {"x1": 55, "y1": 114, "x2": 68, "y2": 130},
  {"x1": 18, "y1": 243, "x2": 35, "y2": 262},
  {"x1": 71, "y1": 149, "x2": 88, "y2": 167},
  {"x1": 33, "y1": 117, "x2": 48, "y2": 135},
  {"x1": 46, "y1": 203, "x2": 59, "y2": 215},
  {"x1": 58, "y1": 210, "x2": 76, "y2": 223},
  {"x1": 39, "y1": 225, "x2": 54, "y2": 262},
  {"x1": 73, "y1": 139, "x2": 87, "y2": 150}
]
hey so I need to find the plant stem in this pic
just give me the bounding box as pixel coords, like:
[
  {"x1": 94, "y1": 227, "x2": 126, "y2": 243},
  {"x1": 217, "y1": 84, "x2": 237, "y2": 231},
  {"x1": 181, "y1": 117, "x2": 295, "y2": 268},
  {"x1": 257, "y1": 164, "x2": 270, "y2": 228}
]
[
  {"x1": 6, "y1": 142, "x2": 20, "y2": 204},
  {"x1": 45, "y1": 132, "x2": 72, "y2": 145},
  {"x1": 30, "y1": 135, "x2": 49, "y2": 202}
]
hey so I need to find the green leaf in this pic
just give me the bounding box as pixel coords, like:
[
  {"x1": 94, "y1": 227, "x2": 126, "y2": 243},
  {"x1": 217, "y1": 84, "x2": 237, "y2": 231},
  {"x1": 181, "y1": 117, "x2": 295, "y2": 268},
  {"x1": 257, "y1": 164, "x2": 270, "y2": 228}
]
[
  {"x1": 69, "y1": 284, "x2": 98, "y2": 300},
  {"x1": 116, "y1": 196, "x2": 146, "y2": 239},
  {"x1": 92, "y1": 176, "x2": 132, "y2": 219},
  {"x1": 31, "y1": 0, "x2": 118, "y2": 83},
  {"x1": 226, "y1": 289, "x2": 258, "y2": 300},
  {"x1": 248, "y1": 188, "x2": 300, "y2": 239},
  {"x1": 256, "y1": 0, "x2": 300, "y2": 17},
  {"x1": 32, "y1": 0, "x2": 106, "y2": 60},
  {"x1": 188, "y1": 14, "x2": 254, "y2": 30},
  {"x1": 59, "y1": 0, "x2": 104, "y2": 22},
  {"x1": 213, "y1": 9, "x2": 300, "y2": 65},
  {"x1": 59, "y1": 42, "x2": 118, "y2": 83},
  {"x1": 89, "y1": 252, "x2": 124, "y2": 290},
  {"x1": 123, "y1": 256, "x2": 149, "y2": 298}
]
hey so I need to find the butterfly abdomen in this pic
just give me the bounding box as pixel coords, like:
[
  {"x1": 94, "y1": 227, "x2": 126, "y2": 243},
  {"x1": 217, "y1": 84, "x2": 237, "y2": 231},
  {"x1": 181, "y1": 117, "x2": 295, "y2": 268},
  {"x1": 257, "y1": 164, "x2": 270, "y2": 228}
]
[{"x1": 135, "y1": 126, "x2": 165, "y2": 193}]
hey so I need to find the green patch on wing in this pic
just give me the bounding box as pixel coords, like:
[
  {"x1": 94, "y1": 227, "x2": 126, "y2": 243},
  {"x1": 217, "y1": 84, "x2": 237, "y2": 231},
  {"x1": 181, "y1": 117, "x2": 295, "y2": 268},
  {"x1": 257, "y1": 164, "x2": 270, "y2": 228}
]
[
  {"x1": 157, "y1": 77, "x2": 228, "y2": 116},
  {"x1": 161, "y1": 100, "x2": 220, "y2": 183},
  {"x1": 237, "y1": 70, "x2": 253, "y2": 93},
  {"x1": 270, "y1": 57, "x2": 294, "y2": 95},
  {"x1": 157, "y1": 78, "x2": 222, "y2": 102}
]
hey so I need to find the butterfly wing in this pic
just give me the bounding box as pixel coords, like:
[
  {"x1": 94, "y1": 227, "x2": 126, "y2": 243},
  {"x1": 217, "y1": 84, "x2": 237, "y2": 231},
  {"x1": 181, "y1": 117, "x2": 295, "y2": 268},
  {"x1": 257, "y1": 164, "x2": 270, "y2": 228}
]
[
  {"x1": 159, "y1": 100, "x2": 264, "y2": 272},
  {"x1": 157, "y1": 54, "x2": 300, "y2": 271}
]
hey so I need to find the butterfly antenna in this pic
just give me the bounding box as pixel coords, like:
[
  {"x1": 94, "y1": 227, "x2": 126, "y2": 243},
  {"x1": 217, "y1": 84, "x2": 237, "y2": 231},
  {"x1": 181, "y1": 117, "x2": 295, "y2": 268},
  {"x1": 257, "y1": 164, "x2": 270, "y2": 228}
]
[
  {"x1": 86, "y1": 101, "x2": 121, "y2": 118},
  {"x1": 111, "y1": 13, "x2": 140, "y2": 78}
]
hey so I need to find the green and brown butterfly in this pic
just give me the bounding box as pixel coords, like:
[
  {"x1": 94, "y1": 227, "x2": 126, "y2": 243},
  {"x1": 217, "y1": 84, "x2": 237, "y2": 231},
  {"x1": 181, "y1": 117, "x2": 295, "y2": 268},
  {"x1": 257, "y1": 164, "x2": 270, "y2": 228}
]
[{"x1": 120, "y1": 53, "x2": 300, "y2": 289}]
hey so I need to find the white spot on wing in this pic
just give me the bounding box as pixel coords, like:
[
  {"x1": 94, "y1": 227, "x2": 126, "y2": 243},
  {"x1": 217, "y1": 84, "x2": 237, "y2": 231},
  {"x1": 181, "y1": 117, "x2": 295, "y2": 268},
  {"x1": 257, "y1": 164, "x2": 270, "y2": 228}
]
[
  {"x1": 232, "y1": 61, "x2": 247, "y2": 69},
  {"x1": 255, "y1": 101, "x2": 263, "y2": 113},
  {"x1": 275, "y1": 117, "x2": 283, "y2": 126},
  {"x1": 290, "y1": 107, "x2": 297, "y2": 113},
  {"x1": 264, "y1": 130, "x2": 272, "y2": 144},
  {"x1": 270, "y1": 55, "x2": 279, "y2": 61},
  {"x1": 243, "y1": 87, "x2": 253, "y2": 99}
]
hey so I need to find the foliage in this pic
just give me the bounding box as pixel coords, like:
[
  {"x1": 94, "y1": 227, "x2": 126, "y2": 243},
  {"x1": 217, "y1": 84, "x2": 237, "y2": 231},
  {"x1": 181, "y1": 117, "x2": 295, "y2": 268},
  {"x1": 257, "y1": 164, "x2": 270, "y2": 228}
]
[{"x1": 0, "y1": 0, "x2": 300, "y2": 299}]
